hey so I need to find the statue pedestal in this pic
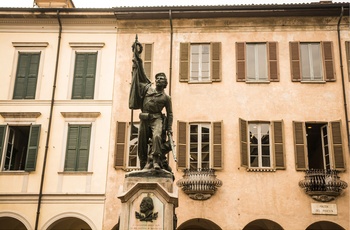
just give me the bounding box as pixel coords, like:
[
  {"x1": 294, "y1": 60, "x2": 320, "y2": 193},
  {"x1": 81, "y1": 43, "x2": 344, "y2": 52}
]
[{"x1": 118, "y1": 169, "x2": 178, "y2": 230}]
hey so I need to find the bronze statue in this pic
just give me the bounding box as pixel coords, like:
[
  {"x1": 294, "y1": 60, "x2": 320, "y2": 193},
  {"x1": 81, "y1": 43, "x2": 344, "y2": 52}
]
[{"x1": 129, "y1": 35, "x2": 174, "y2": 171}]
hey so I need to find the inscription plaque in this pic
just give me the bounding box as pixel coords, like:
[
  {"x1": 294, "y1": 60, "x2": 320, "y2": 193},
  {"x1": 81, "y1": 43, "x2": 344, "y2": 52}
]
[{"x1": 311, "y1": 203, "x2": 337, "y2": 215}]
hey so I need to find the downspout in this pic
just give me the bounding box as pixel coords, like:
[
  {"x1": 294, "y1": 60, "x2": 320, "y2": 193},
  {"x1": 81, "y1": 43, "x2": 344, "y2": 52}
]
[
  {"x1": 34, "y1": 10, "x2": 62, "y2": 230},
  {"x1": 337, "y1": 7, "x2": 350, "y2": 152},
  {"x1": 169, "y1": 10, "x2": 173, "y2": 96}
]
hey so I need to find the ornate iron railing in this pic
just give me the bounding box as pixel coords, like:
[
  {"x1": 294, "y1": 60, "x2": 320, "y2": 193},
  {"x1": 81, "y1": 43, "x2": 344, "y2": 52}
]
[
  {"x1": 176, "y1": 169, "x2": 222, "y2": 200},
  {"x1": 299, "y1": 169, "x2": 348, "y2": 202}
]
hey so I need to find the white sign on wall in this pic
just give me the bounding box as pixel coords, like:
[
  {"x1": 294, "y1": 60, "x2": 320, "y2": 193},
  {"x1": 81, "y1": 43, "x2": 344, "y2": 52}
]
[{"x1": 311, "y1": 203, "x2": 337, "y2": 215}]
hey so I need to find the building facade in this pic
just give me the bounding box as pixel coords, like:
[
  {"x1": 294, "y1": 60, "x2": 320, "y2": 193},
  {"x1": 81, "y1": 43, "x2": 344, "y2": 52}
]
[{"x1": 0, "y1": 1, "x2": 349, "y2": 230}]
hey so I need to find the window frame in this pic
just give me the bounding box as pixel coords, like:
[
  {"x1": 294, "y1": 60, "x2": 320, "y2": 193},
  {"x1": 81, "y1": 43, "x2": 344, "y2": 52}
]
[
  {"x1": 248, "y1": 122, "x2": 272, "y2": 169},
  {"x1": 246, "y1": 43, "x2": 268, "y2": 82},
  {"x1": 10, "y1": 43, "x2": 47, "y2": 100},
  {"x1": 189, "y1": 123, "x2": 211, "y2": 170}
]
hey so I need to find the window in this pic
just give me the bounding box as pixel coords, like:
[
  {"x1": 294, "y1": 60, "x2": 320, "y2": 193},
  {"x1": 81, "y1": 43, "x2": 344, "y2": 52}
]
[
  {"x1": 179, "y1": 42, "x2": 221, "y2": 83},
  {"x1": 177, "y1": 121, "x2": 222, "y2": 170},
  {"x1": 346, "y1": 41, "x2": 350, "y2": 81},
  {"x1": 13, "y1": 52, "x2": 41, "y2": 99},
  {"x1": 72, "y1": 52, "x2": 97, "y2": 99},
  {"x1": 290, "y1": 41, "x2": 335, "y2": 82},
  {"x1": 293, "y1": 121, "x2": 345, "y2": 171},
  {"x1": 239, "y1": 119, "x2": 285, "y2": 171},
  {"x1": 64, "y1": 124, "x2": 91, "y2": 171},
  {"x1": 236, "y1": 42, "x2": 279, "y2": 82},
  {"x1": 0, "y1": 125, "x2": 41, "y2": 171},
  {"x1": 114, "y1": 122, "x2": 141, "y2": 169}
]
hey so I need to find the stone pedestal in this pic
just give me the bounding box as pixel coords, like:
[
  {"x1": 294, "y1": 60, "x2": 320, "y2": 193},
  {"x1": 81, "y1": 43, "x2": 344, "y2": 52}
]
[{"x1": 118, "y1": 169, "x2": 178, "y2": 230}]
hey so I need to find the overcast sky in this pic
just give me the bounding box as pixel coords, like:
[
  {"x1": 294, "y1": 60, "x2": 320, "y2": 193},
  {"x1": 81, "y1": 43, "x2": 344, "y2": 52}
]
[{"x1": 2, "y1": 0, "x2": 347, "y2": 8}]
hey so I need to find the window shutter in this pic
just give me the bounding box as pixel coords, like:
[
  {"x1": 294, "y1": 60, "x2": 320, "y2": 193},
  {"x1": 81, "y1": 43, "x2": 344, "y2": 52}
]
[
  {"x1": 25, "y1": 125, "x2": 41, "y2": 171},
  {"x1": 212, "y1": 121, "x2": 223, "y2": 169},
  {"x1": 239, "y1": 118, "x2": 248, "y2": 168},
  {"x1": 290, "y1": 42, "x2": 301, "y2": 82},
  {"x1": 0, "y1": 125, "x2": 7, "y2": 167},
  {"x1": 211, "y1": 42, "x2": 221, "y2": 82},
  {"x1": 142, "y1": 43, "x2": 153, "y2": 79},
  {"x1": 65, "y1": 125, "x2": 79, "y2": 171},
  {"x1": 346, "y1": 41, "x2": 350, "y2": 81},
  {"x1": 268, "y1": 42, "x2": 279, "y2": 82},
  {"x1": 77, "y1": 125, "x2": 91, "y2": 171},
  {"x1": 236, "y1": 42, "x2": 246, "y2": 82},
  {"x1": 272, "y1": 121, "x2": 285, "y2": 169},
  {"x1": 179, "y1": 43, "x2": 189, "y2": 82},
  {"x1": 177, "y1": 121, "x2": 187, "y2": 169},
  {"x1": 293, "y1": 121, "x2": 308, "y2": 170},
  {"x1": 72, "y1": 53, "x2": 86, "y2": 99},
  {"x1": 84, "y1": 53, "x2": 97, "y2": 99},
  {"x1": 13, "y1": 52, "x2": 40, "y2": 99},
  {"x1": 322, "y1": 41, "x2": 335, "y2": 81},
  {"x1": 115, "y1": 122, "x2": 127, "y2": 168},
  {"x1": 330, "y1": 121, "x2": 345, "y2": 170}
]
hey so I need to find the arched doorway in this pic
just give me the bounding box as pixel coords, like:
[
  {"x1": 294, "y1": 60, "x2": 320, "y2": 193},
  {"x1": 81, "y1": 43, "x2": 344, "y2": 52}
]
[
  {"x1": 306, "y1": 221, "x2": 345, "y2": 230},
  {"x1": 46, "y1": 217, "x2": 92, "y2": 230},
  {"x1": 177, "y1": 218, "x2": 222, "y2": 230},
  {"x1": 243, "y1": 219, "x2": 284, "y2": 230},
  {"x1": 0, "y1": 217, "x2": 27, "y2": 230}
]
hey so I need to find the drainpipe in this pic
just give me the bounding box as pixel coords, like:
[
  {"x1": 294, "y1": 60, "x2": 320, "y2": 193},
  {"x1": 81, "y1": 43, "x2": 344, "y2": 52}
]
[
  {"x1": 337, "y1": 7, "x2": 350, "y2": 152},
  {"x1": 34, "y1": 10, "x2": 62, "y2": 230},
  {"x1": 169, "y1": 10, "x2": 173, "y2": 96}
]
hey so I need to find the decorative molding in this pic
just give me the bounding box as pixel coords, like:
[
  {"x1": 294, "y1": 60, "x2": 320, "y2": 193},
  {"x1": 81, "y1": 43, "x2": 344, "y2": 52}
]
[
  {"x1": 57, "y1": 171, "x2": 93, "y2": 175},
  {"x1": 0, "y1": 112, "x2": 41, "y2": 119},
  {"x1": 69, "y1": 42, "x2": 105, "y2": 48},
  {"x1": 12, "y1": 42, "x2": 49, "y2": 47},
  {"x1": 247, "y1": 168, "x2": 276, "y2": 172},
  {"x1": 60, "y1": 112, "x2": 101, "y2": 118}
]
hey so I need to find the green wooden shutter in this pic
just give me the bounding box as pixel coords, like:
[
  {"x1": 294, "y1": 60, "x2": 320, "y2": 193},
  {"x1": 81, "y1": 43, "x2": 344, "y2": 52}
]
[
  {"x1": 65, "y1": 125, "x2": 79, "y2": 171},
  {"x1": 346, "y1": 41, "x2": 350, "y2": 81},
  {"x1": 77, "y1": 125, "x2": 91, "y2": 171},
  {"x1": 115, "y1": 122, "x2": 127, "y2": 168},
  {"x1": 211, "y1": 42, "x2": 221, "y2": 82},
  {"x1": 290, "y1": 42, "x2": 301, "y2": 82},
  {"x1": 330, "y1": 121, "x2": 345, "y2": 170},
  {"x1": 322, "y1": 41, "x2": 335, "y2": 82},
  {"x1": 268, "y1": 42, "x2": 279, "y2": 82},
  {"x1": 25, "y1": 125, "x2": 41, "y2": 171},
  {"x1": 72, "y1": 52, "x2": 97, "y2": 99},
  {"x1": 212, "y1": 121, "x2": 223, "y2": 169},
  {"x1": 239, "y1": 118, "x2": 248, "y2": 168},
  {"x1": 13, "y1": 52, "x2": 40, "y2": 99},
  {"x1": 179, "y1": 43, "x2": 189, "y2": 82},
  {"x1": 177, "y1": 121, "x2": 187, "y2": 169},
  {"x1": 0, "y1": 125, "x2": 7, "y2": 167},
  {"x1": 142, "y1": 43, "x2": 153, "y2": 79},
  {"x1": 236, "y1": 42, "x2": 246, "y2": 82},
  {"x1": 293, "y1": 121, "x2": 308, "y2": 170},
  {"x1": 272, "y1": 121, "x2": 285, "y2": 169}
]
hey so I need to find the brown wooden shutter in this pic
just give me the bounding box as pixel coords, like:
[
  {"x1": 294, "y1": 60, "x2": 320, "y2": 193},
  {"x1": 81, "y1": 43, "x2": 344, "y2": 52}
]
[
  {"x1": 290, "y1": 42, "x2": 301, "y2": 82},
  {"x1": 212, "y1": 121, "x2": 223, "y2": 169},
  {"x1": 346, "y1": 41, "x2": 350, "y2": 81},
  {"x1": 211, "y1": 42, "x2": 221, "y2": 82},
  {"x1": 177, "y1": 121, "x2": 187, "y2": 169},
  {"x1": 322, "y1": 41, "x2": 336, "y2": 81},
  {"x1": 293, "y1": 121, "x2": 308, "y2": 170},
  {"x1": 268, "y1": 42, "x2": 279, "y2": 82},
  {"x1": 179, "y1": 43, "x2": 189, "y2": 82},
  {"x1": 142, "y1": 43, "x2": 153, "y2": 79},
  {"x1": 239, "y1": 118, "x2": 248, "y2": 168},
  {"x1": 330, "y1": 121, "x2": 345, "y2": 170},
  {"x1": 272, "y1": 121, "x2": 285, "y2": 169},
  {"x1": 115, "y1": 121, "x2": 127, "y2": 168},
  {"x1": 236, "y1": 42, "x2": 246, "y2": 82}
]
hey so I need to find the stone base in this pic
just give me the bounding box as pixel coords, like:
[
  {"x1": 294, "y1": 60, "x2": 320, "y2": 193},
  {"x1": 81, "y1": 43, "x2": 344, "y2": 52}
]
[{"x1": 118, "y1": 169, "x2": 178, "y2": 230}]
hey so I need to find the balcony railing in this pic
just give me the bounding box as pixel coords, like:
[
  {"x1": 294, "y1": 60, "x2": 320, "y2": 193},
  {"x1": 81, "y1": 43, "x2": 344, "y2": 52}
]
[
  {"x1": 299, "y1": 169, "x2": 348, "y2": 202},
  {"x1": 176, "y1": 169, "x2": 222, "y2": 200}
]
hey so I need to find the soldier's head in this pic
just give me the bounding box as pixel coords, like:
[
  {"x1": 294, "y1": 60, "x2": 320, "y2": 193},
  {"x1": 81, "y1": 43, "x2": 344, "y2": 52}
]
[{"x1": 155, "y1": 72, "x2": 168, "y2": 89}]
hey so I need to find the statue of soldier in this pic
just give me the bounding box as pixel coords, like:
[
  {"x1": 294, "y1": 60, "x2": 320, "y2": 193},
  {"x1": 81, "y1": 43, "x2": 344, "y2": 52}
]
[{"x1": 129, "y1": 37, "x2": 173, "y2": 171}]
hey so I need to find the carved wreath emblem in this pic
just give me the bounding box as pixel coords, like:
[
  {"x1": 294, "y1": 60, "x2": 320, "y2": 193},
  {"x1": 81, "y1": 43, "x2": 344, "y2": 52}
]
[{"x1": 135, "y1": 196, "x2": 158, "y2": 222}]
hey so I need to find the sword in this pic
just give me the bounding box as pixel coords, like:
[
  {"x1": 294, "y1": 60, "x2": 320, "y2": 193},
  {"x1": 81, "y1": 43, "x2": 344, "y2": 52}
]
[{"x1": 167, "y1": 132, "x2": 177, "y2": 162}]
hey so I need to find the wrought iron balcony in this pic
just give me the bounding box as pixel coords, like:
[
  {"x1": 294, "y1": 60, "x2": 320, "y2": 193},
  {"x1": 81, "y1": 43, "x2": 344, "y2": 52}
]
[
  {"x1": 176, "y1": 169, "x2": 223, "y2": 200},
  {"x1": 299, "y1": 169, "x2": 348, "y2": 202}
]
